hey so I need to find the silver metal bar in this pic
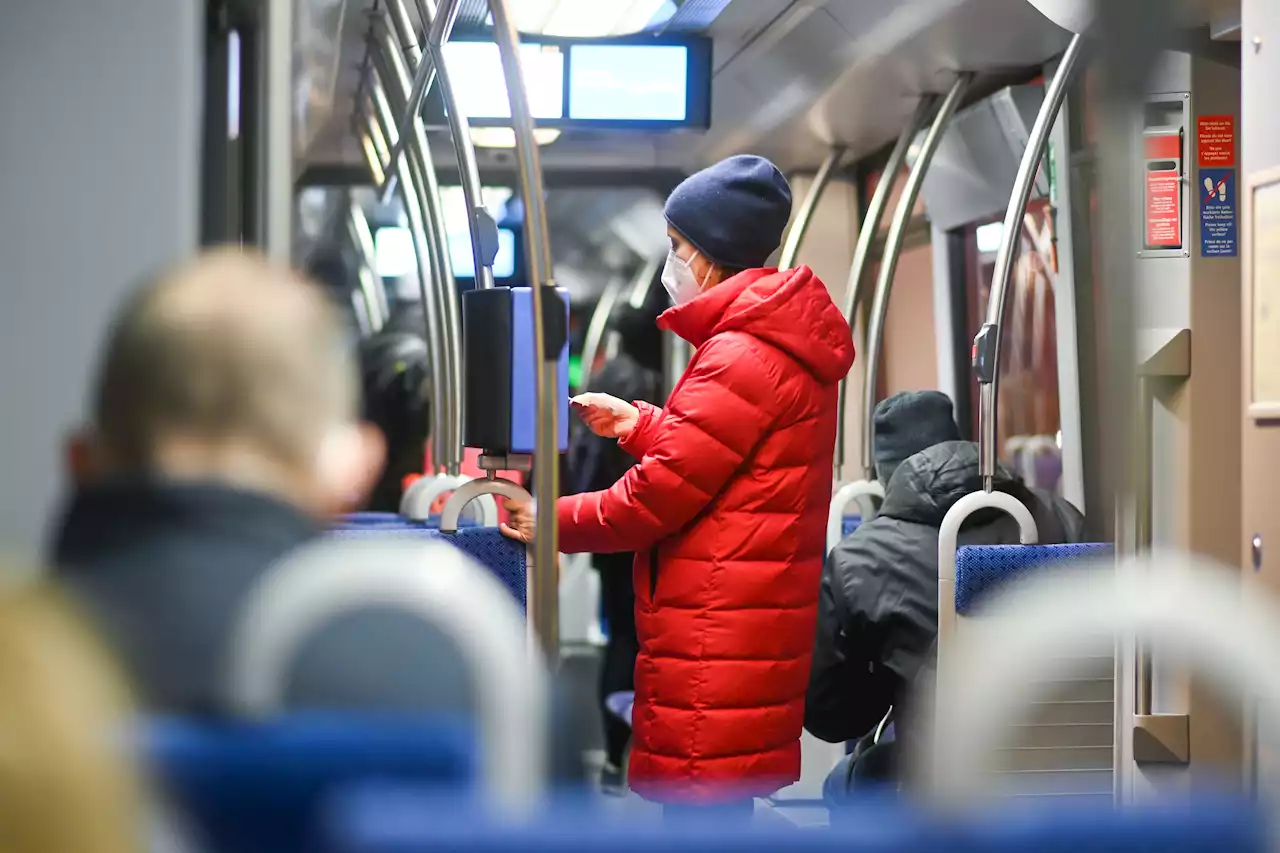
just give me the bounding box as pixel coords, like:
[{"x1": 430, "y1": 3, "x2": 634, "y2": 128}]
[
  {"x1": 383, "y1": 1, "x2": 466, "y2": 471},
  {"x1": 377, "y1": 0, "x2": 462, "y2": 203},
  {"x1": 489, "y1": 0, "x2": 559, "y2": 662},
  {"x1": 835, "y1": 98, "x2": 934, "y2": 473},
  {"x1": 859, "y1": 75, "x2": 971, "y2": 481},
  {"x1": 263, "y1": 0, "x2": 295, "y2": 261},
  {"x1": 372, "y1": 27, "x2": 464, "y2": 473},
  {"x1": 778, "y1": 147, "x2": 845, "y2": 270},
  {"x1": 420, "y1": 32, "x2": 496, "y2": 290},
  {"x1": 1134, "y1": 375, "x2": 1153, "y2": 716},
  {"x1": 364, "y1": 74, "x2": 451, "y2": 476},
  {"x1": 978, "y1": 33, "x2": 1087, "y2": 490},
  {"x1": 580, "y1": 280, "x2": 624, "y2": 390},
  {"x1": 347, "y1": 199, "x2": 389, "y2": 332}
]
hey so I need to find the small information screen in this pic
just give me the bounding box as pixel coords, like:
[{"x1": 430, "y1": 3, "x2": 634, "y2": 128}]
[
  {"x1": 443, "y1": 41, "x2": 565, "y2": 120},
  {"x1": 568, "y1": 45, "x2": 689, "y2": 121}
]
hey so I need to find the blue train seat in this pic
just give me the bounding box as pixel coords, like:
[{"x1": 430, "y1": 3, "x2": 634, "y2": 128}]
[
  {"x1": 338, "y1": 513, "x2": 480, "y2": 531},
  {"x1": 329, "y1": 526, "x2": 526, "y2": 610},
  {"x1": 144, "y1": 714, "x2": 478, "y2": 853},
  {"x1": 324, "y1": 793, "x2": 1265, "y2": 853},
  {"x1": 954, "y1": 543, "x2": 1113, "y2": 616},
  {"x1": 842, "y1": 515, "x2": 863, "y2": 538}
]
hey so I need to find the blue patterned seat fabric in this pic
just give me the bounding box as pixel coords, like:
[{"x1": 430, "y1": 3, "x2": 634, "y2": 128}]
[
  {"x1": 841, "y1": 515, "x2": 863, "y2": 538},
  {"x1": 954, "y1": 543, "x2": 1112, "y2": 616},
  {"x1": 328, "y1": 527, "x2": 526, "y2": 611}
]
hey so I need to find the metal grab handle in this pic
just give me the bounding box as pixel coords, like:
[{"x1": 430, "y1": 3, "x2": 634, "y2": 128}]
[
  {"x1": 225, "y1": 537, "x2": 547, "y2": 815},
  {"x1": 439, "y1": 477, "x2": 532, "y2": 535},
  {"x1": 401, "y1": 474, "x2": 499, "y2": 526},
  {"x1": 488, "y1": 0, "x2": 560, "y2": 664},
  {"x1": 977, "y1": 33, "x2": 1087, "y2": 490},
  {"x1": 938, "y1": 490, "x2": 1040, "y2": 588},
  {"x1": 826, "y1": 479, "x2": 885, "y2": 556},
  {"x1": 778, "y1": 147, "x2": 845, "y2": 270},
  {"x1": 860, "y1": 76, "x2": 971, "y2": 481},
  {"x1": 835, "y1": 99, "x2": 933, "y2": 473}
]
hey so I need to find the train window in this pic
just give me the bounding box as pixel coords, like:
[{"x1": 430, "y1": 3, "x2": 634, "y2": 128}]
[{"x1": 961, "y1": 198, "x2": 1064, "y2": 494}]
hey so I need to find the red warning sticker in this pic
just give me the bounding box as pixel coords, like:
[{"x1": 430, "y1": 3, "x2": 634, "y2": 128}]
[
  {"x1": 1197, "y1": 115, "x2": 1235, "y2": 167},
  {"x1": 1146, "y1": 167, "x2": 1182, "y2": 249}
]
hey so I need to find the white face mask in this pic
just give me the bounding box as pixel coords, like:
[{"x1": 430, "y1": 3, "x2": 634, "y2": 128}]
[{"x1": 661, "y1": 249, "x2": 708, "y2": 305}]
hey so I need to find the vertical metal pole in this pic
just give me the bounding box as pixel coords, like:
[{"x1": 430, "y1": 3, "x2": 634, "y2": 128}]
[
  {"x1": 489, "y1": 0, "x2": 560, "y2": 662},
  {"x1": 860, "y1": 76, "x2": 971, "y2": 481},
  {"x1": 372, "y1": 29, "x2": 463, "y2": 474},
  {"x1": 835, "y1": 98, "x2": 934, "y2": 473},
  {"x1": 778, "y1": 147, "x2": 845, "y2": 270},
  {"x1": 347, "y1": 199, "x2": 390, "y2": 331},
  {"x1": 378, "y1": 0, "x2": 462, "y2": 202},
  {"x1": 262, "y1": 0, "x2": 295, "y2": 262},
  {"x1": 1134, "y1": 374, "x2": 1153, "y2": 715},
  {"x1": 977, "y1": 34, "x2": 1088, "y2": 491},
  {"x1": 384, "y1": 0, "x2": 467, "y2": 472},
  {"x1": 365, "y1": 75, "x2": 450, "y2": 476}
]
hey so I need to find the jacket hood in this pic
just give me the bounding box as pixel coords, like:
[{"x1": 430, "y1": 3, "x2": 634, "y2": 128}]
[
  {"x1": 879, "y1": 440, "x2": 1024, "y2": 527},
  {"x1": 658, "y1": 266, "x2": 855, "y2": 384}
]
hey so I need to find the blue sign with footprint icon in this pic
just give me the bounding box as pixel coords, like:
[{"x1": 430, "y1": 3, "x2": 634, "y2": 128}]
[{"x1": 1200, "y1": 167, "x2": 1237, "y2": 257}]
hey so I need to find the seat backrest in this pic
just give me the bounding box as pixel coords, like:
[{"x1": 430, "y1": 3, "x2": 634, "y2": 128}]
[
  {"x1": 949, "y1": 542, "x2": 1114, "y2": 803},
  {"x1": 327, "y1": 527, "x2": 526, "y2": 610},
  {"x1": 143, "y1": 714, "x2": 478, "y2": 853}
]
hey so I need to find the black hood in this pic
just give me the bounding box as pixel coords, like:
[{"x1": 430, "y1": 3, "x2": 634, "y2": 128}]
[{"x1": 879, "y1": 441, "x2": 1029, "y2": 528}]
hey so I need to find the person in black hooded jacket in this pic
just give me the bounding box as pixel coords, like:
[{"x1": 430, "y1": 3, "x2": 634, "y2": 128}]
[{"x1": 805, "y1": 391, "x2": 1085, "y2": 785}]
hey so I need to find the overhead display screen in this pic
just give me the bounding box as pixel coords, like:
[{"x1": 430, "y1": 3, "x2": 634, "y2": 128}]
[
  {"x1": 568, "y1": 45, "x2": 689, "y2": 121},
  {"x1": 429, "y1": 35, "x2": 711, "y2": 130},
  {"x1": 443, "y1": 42, "x2": 565, "y2": 120}
]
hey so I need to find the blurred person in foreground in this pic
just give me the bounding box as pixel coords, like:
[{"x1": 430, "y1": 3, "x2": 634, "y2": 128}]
[
  {"x1": 503, "y1": 155, "x2": 856, "y2": 819},
  {"x1": 0, "y1": 580, "x2": 144, "y2": 853},
  {"x1": 566, "y1": 302, "x2": 663, "y2": 794},
  {"x1": 49, "y1": 248, "x2": 388, "y2": 711},
  {"x1": 806, "y1": 391, "x2": 1084, "y2": 801}
]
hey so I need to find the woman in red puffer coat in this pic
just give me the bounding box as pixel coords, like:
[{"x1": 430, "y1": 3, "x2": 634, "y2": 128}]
[{"x1": 503, "y1": 155, "x2": 855, "y2": 821}]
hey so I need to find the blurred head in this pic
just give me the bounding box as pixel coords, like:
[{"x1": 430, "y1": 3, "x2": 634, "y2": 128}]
[
  {"x1": 0, "y1": 581, "x2": 143, "y2": 853},
  {"x1": 70, "y1": 248, "x2": 385, "y2": 516},
  {"x1": 661, "y1": 155, "x2": 793, "y2": 303},
  {"x1": 359, "y1": 327, "x2": 432, "y2": 512},
  {"x1": 873, "y1": 391, "x2": 962, "y2": 484}
]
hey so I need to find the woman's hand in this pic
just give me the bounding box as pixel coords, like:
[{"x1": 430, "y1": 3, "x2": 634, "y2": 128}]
[
  {"x1": 499, "y1": 498, "x2": 535, "y2": 544},
  {"x1": 570, "y1": 393, "x2": 639, "y2": 439}
]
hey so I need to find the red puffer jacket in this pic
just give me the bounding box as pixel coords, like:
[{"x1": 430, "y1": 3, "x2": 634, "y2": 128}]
[{"x1": 558, "y1": 266, "x2": 855, "y2": 802}]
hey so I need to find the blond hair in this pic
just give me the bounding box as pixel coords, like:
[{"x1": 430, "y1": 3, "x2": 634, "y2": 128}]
[
  {"x1": 92, "y1": 248, "x2": 357, "y2": 472},
  {"x1": 0, "y1": 581, "x2": 144, "y2": 853}
]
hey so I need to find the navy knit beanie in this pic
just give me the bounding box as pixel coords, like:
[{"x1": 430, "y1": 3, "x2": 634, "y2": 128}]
[
  {"x1": 873, "y1": 391, "x2": 961, "y2": 484},
  {"x1": 664, "y1": 155, "x2": 793, "y2": 270}
]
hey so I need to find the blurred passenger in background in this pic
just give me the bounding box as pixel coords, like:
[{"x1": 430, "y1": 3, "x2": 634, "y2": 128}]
[
  {"x1": 0, "y1": 581, "x2": 144, "y2": 853},
  {"x1": 50, "y1": 249, "x2": 386, "y2": 711},
  {"x1": 359, "y1": 321, "x2": 433, "y2": 513},
  {"x1": 566, "y1": 302, "x2": 663, "y2": 795},
  {"x1": 806, "y1": 391, "x2": 1084, "y2": 797}
]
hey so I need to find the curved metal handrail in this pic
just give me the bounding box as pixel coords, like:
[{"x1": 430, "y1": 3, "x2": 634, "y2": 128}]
[
  {"x1": 835, "y1": 98, "x2": 935, "y2": 473},
  {"x1": 401, "y1": 473, "x2": 499, "y2": 526},
  {"x1": 439, "y1": 477, "x2": 532, "y2": 534},
  {"x1": 225, "y1": 537, "x2": 546, "y2": 815},
  {"x1": 925, "y1": 550, "x2": 1280, "y2": 824},
  {"x1": 361, "y1": 76, "x2": 450, "y2": 474},
  {"x1": 488, "y1": 0, "x2": 560, "y2": 662},
  {"x1": 371, "y1": 25, "x2": 463, "y2": 474},
  {"x1": 826, "y1": 479, "x2": 886, "y2": 555},
  {"x1": 976, "y1": 34, "x2": 1087, "y2": 490},
  {"x1": 778, "y1": 147, "x2": 845, "y2": 270},
  {"x1": 937, "y1": 491, "x2": 1040, "y2": 590},
  {"x1": 860, "y1": 75, "x2": 971, "y2": 482}
]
